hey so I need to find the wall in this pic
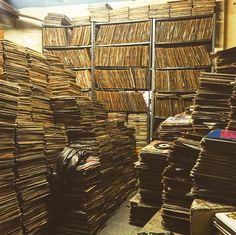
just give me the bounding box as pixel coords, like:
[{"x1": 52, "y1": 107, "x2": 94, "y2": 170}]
[{"x1": 224, "y1": 0, "x2": 236, "y2": 48}]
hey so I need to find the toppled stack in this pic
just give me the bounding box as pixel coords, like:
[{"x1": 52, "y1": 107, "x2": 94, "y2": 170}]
[
  {"x1": 130, "y1": 140, "x2": 170, "y2": 227},
  {"x1": 0, "y1": 40, "x2": 32, "y2": 122},
  {"x1": 127, "y1": 113, "x2": 148, "y2": 150},
  {"x1": 191, "y1": 129, "x2": 236, "y2": 205},
  {"x1": 44, "y1": 125, "x2": 68, "y2": 172},
  {"x1": 192, "y1": 72, "x2": 236, "y2": 134},
  {"x1": 0, "y1": 80, "x2": 22, "y2": 235},
  {"x1": 161, "y1": 133, "x2": 202, "y2": 234},
  {"x1": 46, "y1": 54, "x2": 81, "y2": 96},
  {"x1": 228, "y1": 82, "x2": 236, "y2": 130},
  {"x1": 15, "y1": 122, "x2": 51, "y2": 234},
  {"x1": 27, "y1": 48, "x2": 53, "y2": 124},
  {"x1": 53, "y1": 148, "x2": 106, "y2": 235},
  {"x1": 215, "y1": 47, "x2": 236, "y2": 74},
  {"x1": 44, "y1": 13, "x2": 71, "y2": 26},
  {"x1": 155, "y1": 112, "x2": 192, "y2": 141}
]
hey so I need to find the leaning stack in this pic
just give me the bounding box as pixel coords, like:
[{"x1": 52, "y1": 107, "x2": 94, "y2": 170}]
[
  {"x1": 27, "y1": 48, "x2": 53, "y2": 124},
  {"x1": 0, "y1": 80, "x2": 22, "y2": 235},
  {"x1": 191, "y1": 129, "x2": 236, "y2": 205},
  {"x1": 161, "y1": 133, "x2": 202, "y2": 234},
  {"x1": 0, "y1": 40, "x2": 32, "y2": 122},
  {"x1": 53, "y1": 148, "x2": 106, "y2": 235},
  {"x1": 192, "y1": 72, "x2": 236, "y2": 134},
  {"x1": 127, "y1": 113, "x2": 148, "y2": 150},
  {"x1": 15, "y1": 122, "x2": 51, "y2": 234},
  {"x1": 130, "y1": 140, "x2": 170, "y2": 227}
]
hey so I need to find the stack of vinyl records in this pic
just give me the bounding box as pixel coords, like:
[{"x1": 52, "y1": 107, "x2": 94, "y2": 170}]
[
  {"x1": 52, "y1": 147, "x2": 106, "y2": 234},
  {"x1": 27, "y1": 48, "x2": 54, "y2": 124},
  {"x1": 228, "y1": 82, "x2": 236, "y2": 130},
  {"x1": 192, "y1": 72, "x2": 236, "y2": 134},
  {"x1": 46, "y1": 54, "x2": 81, "y2": 96},
  {"x1": 15, "y1": 122, "x2": 51, "y2": 234},
  {"x1": 44, "y1": 124, "x2": 68, "y2": 172},
  {"x1": 161, "y1": 133, "x2": 202, "y2": 234},
  {"x1": 0, "y1": 40, "x2": 33, "y2": 122},
  {"x1": 127, "y1": 113, "x2": 148, "y2": 150},
  {"x1": 0, "y1": 80, "x2": 22, "y2": 234},
  {"x1": 191, "y1": 129, "x2": 236, "y2": 205},
  {"x1": 214, "y1": 46, "x2": 236, "y2": 74},
  {"x1": 108, "y1": 112, "x2": 127, "y2": 121},
  {"x1": 130, "y1": 140, "x2": 171, "y2": 227},
  {"x1": 213, "y1": 211, "x2": 236, "y2": 234},
  {"x1": 155, "y1": 112, "x2": 193, "y2": 141}
]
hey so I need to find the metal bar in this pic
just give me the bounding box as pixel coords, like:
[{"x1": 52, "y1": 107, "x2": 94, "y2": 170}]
[
  {"x1": 155, "y1": 39, "x2": 212, "y2": 46},
  {"x1": 154, "y1": 14, "x2": 214, "y2": 22},
  {"x1": 91, "y1": 21, "x2": 96, "y2": 100},
  {"x1": 43, "y1": 45, "x2": 92, "y2": 50},
  {"x1": 94, "y1": 19, "x2": 150, "y2": 26},
  {"x1": 95, "y1": 42, "x2": 150, "y2": 47}
]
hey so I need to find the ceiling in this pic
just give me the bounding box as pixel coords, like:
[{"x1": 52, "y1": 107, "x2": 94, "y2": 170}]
[{"x1": 5, "y1": 0, "x2": 130, "y2": 9}]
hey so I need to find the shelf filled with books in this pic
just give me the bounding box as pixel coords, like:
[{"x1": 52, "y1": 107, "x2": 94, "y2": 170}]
[
  {"x1": 94, "y1": 19, "x2": 152, "y2": 148},
  {"x1": 150, "y1": 13, "x2": 215, "y2": 138},
  {"x1": 42, "y1": 23, "x2": 92, "y2": 95}
]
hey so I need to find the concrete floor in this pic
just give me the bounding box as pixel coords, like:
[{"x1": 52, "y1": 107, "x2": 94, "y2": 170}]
[{"x1": 98, "y1": 199, "x2": 141, "y2": 235}]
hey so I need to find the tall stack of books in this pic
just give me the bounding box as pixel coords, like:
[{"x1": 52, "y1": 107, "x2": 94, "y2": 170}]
[
  {"x1": 27, "y1": 48, "x2": 54, "y2": 124},
  {"x1": 0, "y1": 40, "x2": 33, "y2": 122},
  {"x1": 0, "y1": 80, "x2": 22, "y2": 235},
  {"x1": 15, "y1": 122, "x2": 51, "y2": 234},
  {"x1": 192, "y1": 72, "x2": 236, "y2": 134},
  {"x1": 191, "y1": 129, "x2": 236, "y2": 205},
  {"x1": 161, "y1": 133, "x2": 202, "y2": 234},
  {"x1": 129, "y1": 141, "x2": 170, "y2": 227}
]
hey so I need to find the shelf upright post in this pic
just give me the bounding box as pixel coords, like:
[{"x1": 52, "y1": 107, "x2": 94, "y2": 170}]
[
  {"x1": 211, "y1": 12, "x2": 216, "y2": 73},
  {"x1": 91, "y1": 21, "x2": 96, "y2": 100},
  {"x1": 150, "y1": 18, "x2": 156, "y2": 141}
]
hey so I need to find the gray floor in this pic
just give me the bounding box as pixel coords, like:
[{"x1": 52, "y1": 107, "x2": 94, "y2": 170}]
[{"x1": 98, "y1": 199, "x2": 141, "y2": 235}]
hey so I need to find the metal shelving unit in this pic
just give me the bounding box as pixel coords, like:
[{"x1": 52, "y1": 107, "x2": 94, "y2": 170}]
[{"x1": 150, "y1": 13, "x2": 216, "y2": 139}]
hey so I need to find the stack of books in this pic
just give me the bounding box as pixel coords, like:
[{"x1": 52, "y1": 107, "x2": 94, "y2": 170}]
[
  {"x1": 70, "y1": 16, "x2": 90, "y2": 25},
  {"x1": 155, "y1": 112, "x2": 193, "y2": 140},
  {"x1": 95, "y1": 91, "x2": 148, "y2": 112},
  {"x1": 191, "y1": 129, "x2": 236, "y2": 205},
  {"x1": 27, "y1": 48, "x2": 54, "y2": 124},
  {"x1": 0, "y1": 40, "x2": 33, "y2": 122},
  {"x1": 44, "y1": 13, "x2": 71, "y2": 26},
  {"x1": 192, "y1": 72, "x2": 235, "y2": 134},
  {"x1": 0, "y1": 80, "x2": 22, "y2": 235},
  {"x1": 192, "y1": 0, "x2": 216, "y2": 16},
  {"x1": 127, "y1": 113, "x2": 148, "y2": 150},
  {"x1": 130, "y1": 141, "x2": 170, "y2": 226},
  {"x1": 109, "y1": 7, "x2": 129, "y2": 21},
  {"x1": 46, "y1": 54, "x2": 81, "y2": 96},
  {"x1": 15, "y1": 122, "x2": 51, "y2": 234},
  {"x1": 149, "y1": 4, "x2": 170, "y2": 18},
  {"x1": 129, "y1": 6, "x2": 149, "y2": 20},
  {"x1": 169, "y1": 0, "x2": 192, "y2": 17},
  {"x1": 161, "y1": 133, "x2": 202, "y2": 234},
  {"x1": 88, "y1": 4, "x2": 112, "y2": 22}
]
